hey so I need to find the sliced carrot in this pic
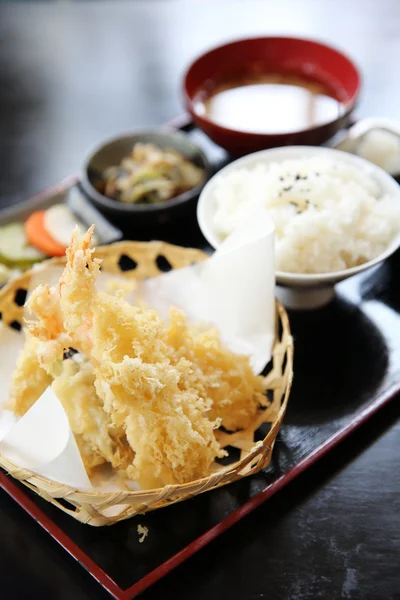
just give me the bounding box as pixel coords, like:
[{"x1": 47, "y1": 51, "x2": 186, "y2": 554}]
[{"x1": 24, "y1": 211, "x2": 66, "y2": 257}]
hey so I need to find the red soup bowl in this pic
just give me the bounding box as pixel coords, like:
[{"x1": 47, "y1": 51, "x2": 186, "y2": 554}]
[{"x1": 183, "y1": 37, "x2": 361, "y2": 156}]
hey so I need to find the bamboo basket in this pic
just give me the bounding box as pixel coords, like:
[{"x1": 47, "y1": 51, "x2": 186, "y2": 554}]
[{"x1": 0, "y1": 241, "x2": 293, "y2": 526}]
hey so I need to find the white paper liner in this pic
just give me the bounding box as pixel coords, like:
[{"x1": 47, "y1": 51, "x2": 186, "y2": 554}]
[
  {"x1": 141, "y1": 211, "x2": 275, "y2": 373},
  {"x1": 0, "y1": 387, "x2": 91, "y2": 489}
]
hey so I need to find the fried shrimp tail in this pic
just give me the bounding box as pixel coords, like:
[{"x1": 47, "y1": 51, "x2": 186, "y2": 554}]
[{"x1": 58, "y1": 225, "x2": 100, "y2": 356}]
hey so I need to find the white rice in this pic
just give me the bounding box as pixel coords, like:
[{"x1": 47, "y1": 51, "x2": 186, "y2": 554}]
[{"x1": 212, "y1": 157, "x2": 400, "y2": 274}]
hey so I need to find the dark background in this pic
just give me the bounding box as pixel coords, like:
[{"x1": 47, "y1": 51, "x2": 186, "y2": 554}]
[{"x1": 0, "y1": 1, "x2": 399, "y2": 599}]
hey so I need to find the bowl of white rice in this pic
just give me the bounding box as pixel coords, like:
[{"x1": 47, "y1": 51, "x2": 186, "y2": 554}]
[{"x1": 197, "y1": 146, "x2": 400, "y2": 309}]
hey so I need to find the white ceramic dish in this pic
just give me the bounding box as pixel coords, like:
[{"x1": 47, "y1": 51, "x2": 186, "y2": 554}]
[
  {"x1": 331, "y1": 117, "x2": 400, "y2": 177},
  {"x1": 197, "y1": 145, "x2": 400, "y2": 309}
]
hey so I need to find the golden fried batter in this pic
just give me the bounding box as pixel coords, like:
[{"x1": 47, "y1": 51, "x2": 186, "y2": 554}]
[
  {"x1": 8, "y1": 334, "x2": 52, "y2": 417},
  {"x1": 53, "y1": 357, "x2": 133, "y2": 474},
  {"x1": 90, "y1": 293, "x2": 223, "y2": 486},
  {"x1": 167, "y1": 308, "x2": 267, "y2": 431}
]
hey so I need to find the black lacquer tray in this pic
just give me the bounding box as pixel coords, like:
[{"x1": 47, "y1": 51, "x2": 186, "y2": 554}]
[{"x1": 1, "y1": 116, "x2": 399, "y2": 599}]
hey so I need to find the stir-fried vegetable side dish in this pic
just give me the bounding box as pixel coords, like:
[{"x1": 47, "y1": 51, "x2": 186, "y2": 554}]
[{"x1": 100, "y1": 143, "x2": 205, "y2": 204}]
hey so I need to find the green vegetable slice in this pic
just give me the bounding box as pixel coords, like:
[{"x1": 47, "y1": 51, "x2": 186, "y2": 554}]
[{"x1": 0, "y1": 222, "x2": 46, "y2": 268}]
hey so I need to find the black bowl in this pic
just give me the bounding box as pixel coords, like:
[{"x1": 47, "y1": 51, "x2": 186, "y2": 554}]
[{"x1": 80, "y1": 129, "x2": 212, "y2": 237}]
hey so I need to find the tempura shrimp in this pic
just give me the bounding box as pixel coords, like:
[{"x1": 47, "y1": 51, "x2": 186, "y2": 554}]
[
  {"x1": 10, "y1": 227, "x2": 132, "y2": 475},
  {"x1": 58, "y1": 224, "x2": 100, "y2": 357}
]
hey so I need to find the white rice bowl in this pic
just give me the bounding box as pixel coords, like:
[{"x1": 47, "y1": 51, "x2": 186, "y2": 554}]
[{"x1": 211, "y1": 157, "x2": 400, "y2": 274}]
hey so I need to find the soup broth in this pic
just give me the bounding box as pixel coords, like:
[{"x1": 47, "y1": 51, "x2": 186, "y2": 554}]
[{"x1": 195, "y1": 73, "x2": 346, "y2": 134}]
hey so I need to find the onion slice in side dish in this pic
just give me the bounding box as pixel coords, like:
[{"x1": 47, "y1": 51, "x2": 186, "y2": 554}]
[{"x1": 44, "y1": 205, "x2": 98, "y2": 247}]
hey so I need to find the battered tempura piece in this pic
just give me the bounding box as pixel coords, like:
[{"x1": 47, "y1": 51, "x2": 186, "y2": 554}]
[
  {"x1": 9, "y1": 226, "x2": 268, "y2": 487},
  {"x1": 167, "y1": 309, "x2": 267, "y2": 431},
  {"x1": 9, "y1": 338, "x2": 133, "y2": 475},
  {"x1": 59, "y1": 224, "x2": 100, "y2": 358},
  {"x1": 90, "y1": 294, "x2": 223, "y2": 486},
  {"x1": 10, "y1": 231, "x2": 133, "y2": 475},
  {"x1": 8, "y1": 334, "x2": 52, "y2": 417},
  {"x1": 25, "y1": 283, "x2": 69, "y2": 378},
  {"x1": 53, "y1": 357, "x2": 134, "y2": 473}
]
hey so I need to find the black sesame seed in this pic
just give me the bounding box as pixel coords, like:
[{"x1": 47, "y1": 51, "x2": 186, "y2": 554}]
[
  {"x1": 279, "y1": 176, "x2": 284, "y2": 181},
  {"x1": 283, "y1": 186, "x2": 292, "y2": 192}
]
